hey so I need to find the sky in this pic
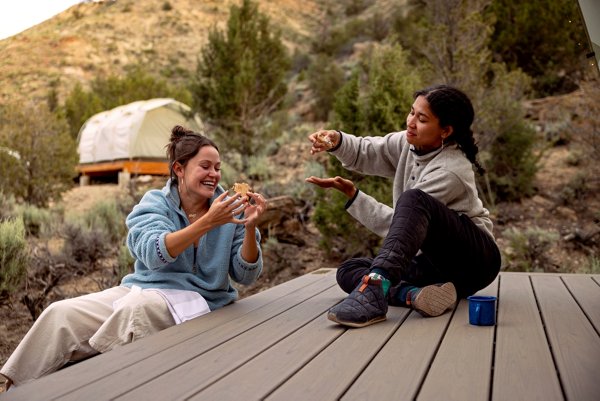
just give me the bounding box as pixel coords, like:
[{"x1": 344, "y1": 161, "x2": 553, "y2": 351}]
[{"x1": 0, "y1": 0, "x2": 83, "y2": 40}]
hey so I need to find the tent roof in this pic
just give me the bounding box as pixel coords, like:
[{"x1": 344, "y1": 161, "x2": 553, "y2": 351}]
[{"x1": 77, "y1": 98, "x2": 203, "y2": 165}]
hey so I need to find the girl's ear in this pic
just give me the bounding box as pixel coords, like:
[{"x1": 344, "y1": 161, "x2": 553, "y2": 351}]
[
  {"x1": 442, "y1": 125, "x2": 454, "y2": 140},
  {"x1": 173, "y1": 161, "x2": 184, "y2": 178}
]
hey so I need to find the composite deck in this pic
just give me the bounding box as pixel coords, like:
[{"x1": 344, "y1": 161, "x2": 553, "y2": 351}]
[{"x1": 2, "y1": 270, "x2": 599, "y2": 401}]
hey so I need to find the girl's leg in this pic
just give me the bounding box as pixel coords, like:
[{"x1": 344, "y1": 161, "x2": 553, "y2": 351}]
[
  {"x1": 89, "y1": 287, "x2": 175, "y2": 353},
  {"x1": 372, "y1": 189, "x2": 500, "y2": 298},
  {"x1": 335, "y1": 257, "x2": 373, "y2": 294},
  {"x1": 0, "y1": 286, "x2": 129, "y2": 386}
]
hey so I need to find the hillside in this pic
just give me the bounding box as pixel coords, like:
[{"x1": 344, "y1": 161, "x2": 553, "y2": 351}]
[{"x1": 0, "y1": 0, "x2": 397, "y2": 106}]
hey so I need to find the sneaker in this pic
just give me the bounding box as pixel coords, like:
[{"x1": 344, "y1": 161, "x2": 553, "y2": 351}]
[
  {"x1": 408, "y1": 282, "x2": 457, "y2": 317},
  {"x1": 327, "y1": 275, "x2": 388, "y2": 328}
]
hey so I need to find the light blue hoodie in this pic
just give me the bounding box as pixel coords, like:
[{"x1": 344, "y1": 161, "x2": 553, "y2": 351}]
[{"x1": 121, "y1": 179, "x2": 262, "y2": 310}]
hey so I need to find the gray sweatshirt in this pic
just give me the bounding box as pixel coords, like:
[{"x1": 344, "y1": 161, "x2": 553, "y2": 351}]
[{"x1": 331, "y1": 130, "x2": 494, "y2": 239}]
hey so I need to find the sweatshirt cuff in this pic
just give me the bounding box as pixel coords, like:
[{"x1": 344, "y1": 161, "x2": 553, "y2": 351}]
[
  {"x1": 328, "y1": 130, "x2": 343, "y2": 152},
  {"x1": 344, "y1": 188, "x2": 360, "y2": 209}
]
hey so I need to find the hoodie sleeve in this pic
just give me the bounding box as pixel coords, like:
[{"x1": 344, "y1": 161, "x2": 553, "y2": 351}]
[
  {"x1": 228, "y1": 223, "x2": 263, "y2": 285},
  {"x1": 331, "y1": 131, "x2": 404, "y2": 178},
  {"x1": 346, "y1": 190, "x2": 394, "y2": 238},
  {"x1": 126, "y1": 190, "x2": 178, "y2": 270}
]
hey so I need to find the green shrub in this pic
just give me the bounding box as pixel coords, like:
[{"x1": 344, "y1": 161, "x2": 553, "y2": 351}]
[
  {"x1": 60, "y1": 221, "x2": 110, "y2": 270},
  {"x1": 558, "y1": 172, "x2": 588, "y2": 205},
  {"x1": 81, "y1": 200, "x2": 128, "y2": 243},
  {"x1": 246, "y1": 155, "x2": 273, "y2": 181},
  {"x1": 0, "y1": 191, "x2": 18, "y2": 221},
  {"x1": 307, "y1": 54, "x2": 345, "y2": 121},
  {"x1": 0, "y1": 218, "x2": 28, "y2": 298},
  {"x1": 15, "y1": 204, "x2": 53, "y2": 237},
  {"x1": 501, "y1": 227, "x2": 559, "y2": 272},
  {"x1": 117, "y1": 244, "x2": 135, "y2": 282},
  {"x1": 580, "y1": 256, "x2": 600, "y2": 274},
  {"x1": 484, "y1": 122, "x2": 539, "y2": 202}
]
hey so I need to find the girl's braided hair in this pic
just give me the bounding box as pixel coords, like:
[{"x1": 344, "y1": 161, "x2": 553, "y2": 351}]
[
  {"x1": 166, "y1": 125, "x2": 219, "y2": 183},
  {"x1": 414, "y1": 85, "x2": 485, "y2": 175}
]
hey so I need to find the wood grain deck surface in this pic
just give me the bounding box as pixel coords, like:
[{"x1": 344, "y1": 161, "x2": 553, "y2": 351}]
[{"x1": 2, "y1": 270, "x2": 599, "y2": 401}]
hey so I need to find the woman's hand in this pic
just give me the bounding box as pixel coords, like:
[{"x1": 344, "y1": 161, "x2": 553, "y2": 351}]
[
  {"x1": 308, "y1": 129, "x2": 340, "y2": 155},
  {"x1": 305, "y1": 176, "x2": 357, "y2": 199},
  {"x1": 203, "y1": 191, "x2": 247, "y2": 227},
  {"x1": 241, "y1": 192, "x2": 268, "y2": 228}
]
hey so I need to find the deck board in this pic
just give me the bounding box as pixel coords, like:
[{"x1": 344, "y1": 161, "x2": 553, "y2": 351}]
[
  {"x1": 2, "y1": 271, "x2": 599, "y2": 401},
  {"x1": 343, "y1": 306, "x2": 453, "y2": 400},
  {"x1": 532, "y1": 275, "x2": 600, "y2": 401},
  {"x1": 417, "y1": 278, "x2": 498, "y2": 401},
  {"x1": 266, "y1": 307, "x2": 408, "y2": 401},
  {"x1": 59, "y1": 272, "x2": 338, "y2": 401},
  {"x1": 492, "y1": 273, "x2": 563, "y2": 401}
]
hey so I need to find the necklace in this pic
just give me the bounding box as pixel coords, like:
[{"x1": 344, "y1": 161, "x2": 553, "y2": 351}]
[{"x1": 184, "y1": 205, "x2": 207, "y2": 220}]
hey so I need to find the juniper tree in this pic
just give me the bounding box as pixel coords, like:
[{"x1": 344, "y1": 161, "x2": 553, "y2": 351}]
[
  {"x1": 313, "y1": 43, "x2": 421, "y2": 257},
  {"x1": 190, "y1": 0, "x2": 290, "y2": 168}
]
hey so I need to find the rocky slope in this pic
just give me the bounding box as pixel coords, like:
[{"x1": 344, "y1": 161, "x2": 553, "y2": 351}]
[{"x1": 0, "y1": 0, "x2": 397, "y2": 106}]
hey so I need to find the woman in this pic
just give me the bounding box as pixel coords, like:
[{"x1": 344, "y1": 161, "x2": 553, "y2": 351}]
[
  {"x1": 1, "y1": 125, "x2": 266, "y2": 389},
  {"x1": 306, "y1": 84, "x2": 500, "y2": 328}
]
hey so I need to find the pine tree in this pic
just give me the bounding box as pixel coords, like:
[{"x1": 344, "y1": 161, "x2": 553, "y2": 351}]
[
  {"x1": 313, "y1": 43, "x2": 421, "y2": 257},
  {"x1": 190, "y1": 0, "x2": 290, "y2": 166}
]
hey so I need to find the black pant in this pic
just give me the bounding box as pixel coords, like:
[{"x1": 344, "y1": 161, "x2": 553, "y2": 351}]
[{"x1": 336, "y1": 189, "x2": 501, "y2": 299}]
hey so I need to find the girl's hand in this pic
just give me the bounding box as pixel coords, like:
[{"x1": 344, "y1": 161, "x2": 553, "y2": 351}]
[
  {"x1": 308, "y1": 130, "x2": 340, "y2": 155},
  {"x1": 241, "y1": 192, "x2": 268, "y2": 228},
  {"x1": 204, "y1": 191, "x2": 247, "y2": 227},
  {"x1": 305, "y1": 175, "x2": 357, "y2": 199}
]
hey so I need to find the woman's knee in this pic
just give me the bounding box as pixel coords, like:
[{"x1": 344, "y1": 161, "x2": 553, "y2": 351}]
[
  {"x1": 38, "y1": 298, "x2": 78, "y2": 323},
  {"x1": 395, "y1": 189, "x2": 430, "y2": 209}
]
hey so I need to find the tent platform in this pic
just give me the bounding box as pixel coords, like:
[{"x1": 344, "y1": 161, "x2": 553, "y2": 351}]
[
  {"x1": 78, "y1": 160, "x2": 169, "y2": 177},
  {"x1": 4, "y1": 269, "x2": 600, "y2": 400}
]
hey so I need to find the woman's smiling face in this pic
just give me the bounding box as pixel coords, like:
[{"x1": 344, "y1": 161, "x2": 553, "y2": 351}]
[
  {"x1": 405, "y1": 95, "x2": 452, "y2": 153},
  {"x1": 178, "y1": 145, "x2": 221, "y2": 200}
]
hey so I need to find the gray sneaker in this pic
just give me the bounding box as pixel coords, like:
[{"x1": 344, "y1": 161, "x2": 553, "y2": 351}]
[
  {"x1": 408, "y1": 282, "x2": 457, "y2": 317},
  {"x1": 327, "y1": 275, "x2": 388, "y2": 328}
]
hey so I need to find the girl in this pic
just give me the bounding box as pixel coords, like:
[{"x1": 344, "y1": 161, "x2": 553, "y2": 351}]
[
  {"x1": 1, "y1": 125, "x2": 267, "y2": 388},
  {"x1": 307, "y1": 85, "x2": 500, "y2": 328}
]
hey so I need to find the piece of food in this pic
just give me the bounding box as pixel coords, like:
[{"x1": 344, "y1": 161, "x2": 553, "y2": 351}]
[
  {"x1": 315, "y1": 131, "x2": 334, "y2": 148},
  {"x1": 231, "y1": 182, "x2": 251, "y2": 197}
]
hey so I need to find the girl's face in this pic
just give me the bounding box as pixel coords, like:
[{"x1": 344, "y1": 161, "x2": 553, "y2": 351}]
[
  {"x1": 176, "y1": 146, "x2": 221, "y2": 201},
  {"x1": 405, "y1": 95, "x2": 452, "y2": 153}
]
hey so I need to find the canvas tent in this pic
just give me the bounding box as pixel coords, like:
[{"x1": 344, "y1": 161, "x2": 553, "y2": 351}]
[{"x1": 77, "y1": 98, "x2": 203, "y2": 180}]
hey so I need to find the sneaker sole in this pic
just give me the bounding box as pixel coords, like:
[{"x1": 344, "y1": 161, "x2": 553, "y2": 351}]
[
  {"x1": 327, "y1": 311, "x2": 387, "y2": 328},
  {"x1": 412, "y1": 282, "x2": 457, "y2": 317}
]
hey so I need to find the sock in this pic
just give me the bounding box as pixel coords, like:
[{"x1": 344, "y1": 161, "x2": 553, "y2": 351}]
[
  {"x1": 368, "y1": 269, "x2": 391, "y2": 296},
  {"x1": 397, "y1": 284, "x2": 420, "y2": 306}
]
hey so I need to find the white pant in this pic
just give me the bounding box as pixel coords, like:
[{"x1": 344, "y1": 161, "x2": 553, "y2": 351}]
[{"x1": 0, "y1": 286, "x2": 175, "y2": 386}]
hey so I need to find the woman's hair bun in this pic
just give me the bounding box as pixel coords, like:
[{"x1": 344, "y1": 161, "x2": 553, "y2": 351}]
[{"x1": 170, "y1": 125, "x2": 194, "y2": 141}]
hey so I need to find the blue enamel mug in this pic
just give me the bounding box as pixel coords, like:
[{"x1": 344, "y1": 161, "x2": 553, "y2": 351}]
[{"x1": 467, "y1": 295, "x2": 496, "y2": 326}]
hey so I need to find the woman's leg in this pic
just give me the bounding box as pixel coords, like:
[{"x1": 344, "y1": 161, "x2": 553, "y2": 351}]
[
  {"x1": 328, "y1": 189, "x2": 500, "y2": 326},
  {"x1": 89, "y1": 287, "x2": 175, "y2": 353},
  {"x1": 335, "y1": 257, "x2": 373, "y2": 294},
  {"x1": 371, "y1": 189, "x2": 500, "y2": 298},
  {"x1": 0, "y1": 286, "x2": 129, "y2": 386}
]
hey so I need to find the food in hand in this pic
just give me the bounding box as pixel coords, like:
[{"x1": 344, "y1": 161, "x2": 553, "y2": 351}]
[
  {"x1": 315, "y1": 131, "x2": 334, "y2": 148},
  {"x1": 231, "y1": 182, "x2": 251, "y2": 199}
]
